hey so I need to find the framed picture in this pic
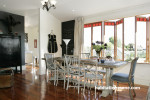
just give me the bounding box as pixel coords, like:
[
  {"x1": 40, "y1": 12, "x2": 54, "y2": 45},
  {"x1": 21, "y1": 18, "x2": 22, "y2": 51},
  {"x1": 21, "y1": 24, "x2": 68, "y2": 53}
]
[{"x1": 34, "y1": 39, "x2": 37, "y2": 48}]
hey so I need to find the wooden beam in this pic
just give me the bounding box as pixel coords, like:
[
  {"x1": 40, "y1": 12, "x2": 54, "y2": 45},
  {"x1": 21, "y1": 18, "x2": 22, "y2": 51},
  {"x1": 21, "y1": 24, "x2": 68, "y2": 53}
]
[
  {"x1": 122, "y1": 18, "x2": 125, "y2": 61},
  {"x1": 114, "y1": 23, "x2": 117, "y2": 60},
  {"x1": 91, "y1": 24, "x2": 93, "y2": 56}
]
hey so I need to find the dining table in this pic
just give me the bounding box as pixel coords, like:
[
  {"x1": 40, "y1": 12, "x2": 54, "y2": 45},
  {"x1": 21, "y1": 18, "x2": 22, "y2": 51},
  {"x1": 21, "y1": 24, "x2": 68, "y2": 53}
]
[{"x1": 44, "y1": 57, "x2": 128, "y2": 97}]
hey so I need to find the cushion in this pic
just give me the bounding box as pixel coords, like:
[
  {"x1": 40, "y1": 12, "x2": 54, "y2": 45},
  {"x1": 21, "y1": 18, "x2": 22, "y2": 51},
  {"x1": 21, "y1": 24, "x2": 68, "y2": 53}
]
[{"x1": 111, "y1": 73, "x2": 133, "y2": 83}]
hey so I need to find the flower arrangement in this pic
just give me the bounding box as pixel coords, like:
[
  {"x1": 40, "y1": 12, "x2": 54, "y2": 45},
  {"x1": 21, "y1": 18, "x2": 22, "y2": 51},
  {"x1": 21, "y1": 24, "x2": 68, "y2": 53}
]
[{"x1": 92, "y1": 41, "x2": 107, "y2": 56}]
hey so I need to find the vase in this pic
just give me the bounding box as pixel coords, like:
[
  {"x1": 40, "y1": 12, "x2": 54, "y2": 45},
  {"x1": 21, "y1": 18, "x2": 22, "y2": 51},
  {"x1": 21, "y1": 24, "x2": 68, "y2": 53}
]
[{"x1": 96, "y1": 51, "x2": 101, "y2": 58}]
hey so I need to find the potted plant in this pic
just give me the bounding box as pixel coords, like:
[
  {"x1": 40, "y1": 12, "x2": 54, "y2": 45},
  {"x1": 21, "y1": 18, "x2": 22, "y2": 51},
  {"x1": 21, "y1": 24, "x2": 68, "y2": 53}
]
[{"x1": 92, "y1": 41, "x2": 107, "y2": 57}]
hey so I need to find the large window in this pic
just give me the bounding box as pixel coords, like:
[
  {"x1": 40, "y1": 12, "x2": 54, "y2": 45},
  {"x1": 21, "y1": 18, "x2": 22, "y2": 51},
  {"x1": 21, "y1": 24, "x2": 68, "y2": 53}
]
[
  {"x1": 105, "y1": 22, "x2": 115, "y2": 58},
  {"x1": 83, "y1": 22, "x2": 102, "y2": 56},
  {"x1": 83, "y1": 14, "x2": 150, "y2": 63},
  {"x1": 83, "y1": 27, "x2": 91, "y2": 54},
  {"x1": 136, "y1": 17, "x2": 147, "y2": 62},
  {"x1": 93, "y1": 26, "x2": 101, "y2": 56},
  {"x1": 124, "y1": 17, "x2": 135, "y2": 61},
  {"x1": 116, "y1": 19, "x2": 123, "y2": 60}
]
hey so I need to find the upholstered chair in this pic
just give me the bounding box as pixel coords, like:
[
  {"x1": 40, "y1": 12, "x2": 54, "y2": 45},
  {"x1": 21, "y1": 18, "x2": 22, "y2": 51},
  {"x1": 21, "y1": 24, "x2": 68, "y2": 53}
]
[{"x1": 111, "y1": 57, "x2": 139, "y2": 100}]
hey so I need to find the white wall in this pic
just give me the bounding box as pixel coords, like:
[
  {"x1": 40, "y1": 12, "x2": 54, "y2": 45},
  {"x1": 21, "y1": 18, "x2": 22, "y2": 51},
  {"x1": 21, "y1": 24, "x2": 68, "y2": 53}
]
[
  {"x1": 84, "y1": 3, "x2": 150, "y2": 23},
  {"x1": 25, "y1": 9, "x2": 40, "y2": 65},
  {"x1": 39, "y1": 8, "x2": 61, "y2": 75}
]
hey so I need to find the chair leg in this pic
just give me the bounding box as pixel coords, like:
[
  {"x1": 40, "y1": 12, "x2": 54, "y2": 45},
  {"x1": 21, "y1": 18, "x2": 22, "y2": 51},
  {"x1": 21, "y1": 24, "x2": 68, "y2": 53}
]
[
  {"x1": 95, "y1": 80, "x2": 97, "y2": 99},
  {"x1": 101, "y1": 79, "x2": 103, "y2": 86},
  {"x1": 132, "y1": 81, "x2": 136, "y2": 96},
  {"x1": 84, "y1": 77, "x2": 87, "y2": 93},
  {"x1": 64, "y1": 72, "x2": 66, "y2": 89},
  {"x1": 56, "y1": 70, "x2": 58, "y2": 86},
  {"x1": 66, "y1": 77, "x2": 69, "y2": 90},
  {"x1": 128, "y1": 83, "x2": 133, "y2": 100},
  {"x1": 78, "y1": 78, "x2": 80, "y2": 94},
  {"x1": 90, "y1": 80, "x2": 92, "y2": 90},
  {"x1": 54, "y1": 70, "x2": 56, "y2": 85},
  {"x1": 46, "y1": 69, "x2": 49, "y2": 83}
]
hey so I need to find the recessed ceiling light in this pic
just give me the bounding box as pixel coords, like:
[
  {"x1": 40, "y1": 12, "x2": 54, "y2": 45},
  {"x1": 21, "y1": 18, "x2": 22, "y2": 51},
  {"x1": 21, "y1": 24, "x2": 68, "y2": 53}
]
[{"x1": 72, "y1": 9, "x2": 76, "y2": 12}]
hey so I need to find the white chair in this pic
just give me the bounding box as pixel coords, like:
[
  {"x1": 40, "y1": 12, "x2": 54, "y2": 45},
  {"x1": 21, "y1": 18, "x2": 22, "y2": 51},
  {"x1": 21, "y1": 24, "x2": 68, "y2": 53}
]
[
  {"x1": 44, "y1": 53, "x2": 57, "y2": 85},
  {"x1": 54, "y1": 60, "x2": 67, "y2": 89},
  {"x1": 80, "y1": 53, "x2": 90, "y2": 59},
  {"x1": 83, "y1": 61, "x2": 103, "y2": 98},
  {"x1": 89, "y1": 56, "x2": 106, "y2": 78},
  {"x1": 65, "y1": 55, "x2": 84, "y2": 94}
]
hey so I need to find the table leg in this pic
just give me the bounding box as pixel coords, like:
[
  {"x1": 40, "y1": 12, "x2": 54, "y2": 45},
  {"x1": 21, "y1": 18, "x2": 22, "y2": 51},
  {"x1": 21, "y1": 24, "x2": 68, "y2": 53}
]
[
  {"x1": 101, "y1": 68, "x2": 111, "y2": 97},
  {"x1": 110, "y1": 68, "x2": 114, "y2": 94}
]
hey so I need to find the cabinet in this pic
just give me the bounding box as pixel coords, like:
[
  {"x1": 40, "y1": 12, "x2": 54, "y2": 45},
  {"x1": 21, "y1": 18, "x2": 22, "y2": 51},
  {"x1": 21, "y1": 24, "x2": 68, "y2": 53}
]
[{"x1": 0, "y1": 34, "x2": 22, "y2": 72}]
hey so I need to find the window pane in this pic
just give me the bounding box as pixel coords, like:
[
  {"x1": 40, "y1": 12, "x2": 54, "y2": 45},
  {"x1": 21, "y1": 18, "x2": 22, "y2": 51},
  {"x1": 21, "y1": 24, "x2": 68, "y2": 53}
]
[
  {"x1": 93, "y1": 26, "x2": 101, "y2": 56},
  {"x1": 105, "y1": 25, "x2": 114, "y2": 58},
  {"x1": 83, "y1": 27, "x2": 91, "y2": 54},
  {"x1": 124, "y1": 17, "x2": 135, "y2": 61},
  {"x1": 137, "y1": 21, "x2": 146, "y2": 62},
  {"x1": 117, "y1": 24, "x2": 123, "y2": 60}
]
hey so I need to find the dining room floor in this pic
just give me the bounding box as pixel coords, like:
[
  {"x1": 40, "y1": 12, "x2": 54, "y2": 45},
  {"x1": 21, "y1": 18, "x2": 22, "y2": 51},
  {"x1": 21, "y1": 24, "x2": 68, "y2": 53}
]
[{"x1": 0, "y1": 66, "x2": 148, "y2": 100}]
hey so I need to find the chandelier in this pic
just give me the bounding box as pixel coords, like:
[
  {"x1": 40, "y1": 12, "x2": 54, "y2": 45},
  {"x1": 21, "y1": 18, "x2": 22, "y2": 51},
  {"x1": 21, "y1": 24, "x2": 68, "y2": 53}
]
[{"x1": 41, "y1": 0, "x2": 56, "y2": 11}]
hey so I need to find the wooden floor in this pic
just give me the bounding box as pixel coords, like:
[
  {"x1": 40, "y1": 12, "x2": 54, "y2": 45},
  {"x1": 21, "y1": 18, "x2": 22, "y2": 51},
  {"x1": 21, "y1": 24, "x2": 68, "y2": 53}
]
[{"x1": 0, "y1": 66, "x2": 148, "y2": 100}]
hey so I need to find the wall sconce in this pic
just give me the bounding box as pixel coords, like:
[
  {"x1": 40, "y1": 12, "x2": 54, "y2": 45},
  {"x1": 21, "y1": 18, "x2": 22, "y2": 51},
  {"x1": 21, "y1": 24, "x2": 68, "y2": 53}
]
[{"x1": 41, "y1": 0, "x2": 56, "y2": 11}]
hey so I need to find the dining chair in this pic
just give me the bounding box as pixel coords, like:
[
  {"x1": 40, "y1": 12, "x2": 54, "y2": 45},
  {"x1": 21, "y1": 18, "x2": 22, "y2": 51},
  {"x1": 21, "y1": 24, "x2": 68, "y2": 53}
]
[
  {"x1": 89, "y1": 56, "x2": 106, "y2": 77},
  {"x1": 83, "y1": 61, "x2": 103, "y2": 98},
  {"x1": 54, "y1": 60, "x2": 67, "y2": 89},
  {"x1": 65, "y1": 55, "x2": 84, "y2": 94},
  {"x1": 111, "y1": 57, "x2": 139, "y2": 100},
  {"x1": 80, "y1": 53, "x2": 90, "y2": 59},
  {"x1": 146, "y1": 83, "x2": 150, "y2": 100},
  {"x1": 44, "y1": 53, "x2": 56, "y2": 85}
]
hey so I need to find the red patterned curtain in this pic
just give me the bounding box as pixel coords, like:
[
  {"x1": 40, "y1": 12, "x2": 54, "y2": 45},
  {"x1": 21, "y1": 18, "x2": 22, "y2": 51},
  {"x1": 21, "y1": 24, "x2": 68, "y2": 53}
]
[
  {"x1": 84, "y1": 22, "x2": 102, "y2": 28},
  {"x1": 136, "y1": 17, "x2": 147, "y2": 22},
  {"x1": 105, "y1": 22, "x2": 115, "y2": 25}
]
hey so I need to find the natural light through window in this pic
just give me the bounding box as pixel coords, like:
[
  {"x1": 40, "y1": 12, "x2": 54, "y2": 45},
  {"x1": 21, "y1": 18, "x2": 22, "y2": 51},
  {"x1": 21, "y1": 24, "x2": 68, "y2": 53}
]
[
  {"x1": 105, "y1": 24, "x2": 114, "y2": 58},
  {"x1": 137, "y1": 21, "x2": 146, "y2": 62},
  {"x1": 124, "y1": 17, "x2": 135, "y2": 61},
  {"x1": 93, "y1": 26, "x2": 101, "y2": 56},
  {"x1": 83, "y1": 27, "x2": 91, "y2": 54},
  {"x1": 117, "y1": 23, "x2": 123, "y2": 60}
]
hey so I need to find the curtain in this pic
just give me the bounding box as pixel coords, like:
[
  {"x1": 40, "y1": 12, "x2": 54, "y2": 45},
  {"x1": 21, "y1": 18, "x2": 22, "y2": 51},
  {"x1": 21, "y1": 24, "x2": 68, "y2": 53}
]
[{"x1": 74, "y1": 17, "x2": 84, "y2": 56}]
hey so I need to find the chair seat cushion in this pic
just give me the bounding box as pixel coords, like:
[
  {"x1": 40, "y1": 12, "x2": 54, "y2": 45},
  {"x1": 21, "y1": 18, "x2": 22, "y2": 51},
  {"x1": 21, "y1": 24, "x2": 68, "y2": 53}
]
[{"x1": 111, "y1": 73, "x2": 133, "y2": 82}]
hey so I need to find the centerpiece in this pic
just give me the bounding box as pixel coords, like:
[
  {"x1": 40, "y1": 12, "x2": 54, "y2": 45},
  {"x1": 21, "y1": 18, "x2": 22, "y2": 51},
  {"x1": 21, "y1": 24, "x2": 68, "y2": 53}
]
[{"x1": 92, "y1": 41, "x2": 107, "y2": 58}]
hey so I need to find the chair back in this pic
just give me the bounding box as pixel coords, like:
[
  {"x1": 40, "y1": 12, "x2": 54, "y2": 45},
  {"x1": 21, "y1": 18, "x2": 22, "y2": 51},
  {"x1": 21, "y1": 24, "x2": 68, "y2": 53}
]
[
  {"x1": 44, "y1": 53, "x2": 54, "y2": 69},
  {"x1": 80, "y1": 53, "x2": 90, "y2": 59},
  {"x1": 64, "y1": 55, "x2": 81, "y2": 76},
  {"x1": 129, "y1": 57, "x2": 138, "y2": 80}
]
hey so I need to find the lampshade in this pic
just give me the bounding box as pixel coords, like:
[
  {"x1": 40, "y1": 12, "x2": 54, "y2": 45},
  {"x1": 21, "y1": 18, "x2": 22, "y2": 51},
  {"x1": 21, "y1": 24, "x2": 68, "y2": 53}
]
[
  {"x1": 50, "y1": 0, "x2": 57, "y2": 5},
  {"x1": 63, "y1": 39, "x2": 71, "y2": 45}
]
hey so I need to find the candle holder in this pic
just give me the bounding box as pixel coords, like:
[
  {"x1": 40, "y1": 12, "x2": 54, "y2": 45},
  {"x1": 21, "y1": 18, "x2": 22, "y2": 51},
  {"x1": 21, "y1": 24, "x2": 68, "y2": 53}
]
[{"x1": 63, "y1": 39, "x2": 71, "y2": 55}]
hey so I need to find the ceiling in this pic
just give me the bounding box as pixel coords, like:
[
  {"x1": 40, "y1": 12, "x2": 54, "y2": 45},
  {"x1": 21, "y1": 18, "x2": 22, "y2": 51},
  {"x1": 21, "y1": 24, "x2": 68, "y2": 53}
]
[{"x1": 0, "y1": 0, "x2": 150, "y2": 22}]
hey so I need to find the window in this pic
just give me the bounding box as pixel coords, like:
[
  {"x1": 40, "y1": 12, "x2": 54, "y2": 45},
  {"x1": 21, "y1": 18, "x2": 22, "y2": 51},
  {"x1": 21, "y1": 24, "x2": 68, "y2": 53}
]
[
  {"x1": 124, "y1": 17, "x2": 135, "y2": 61},
  {"x1": 136, "y1": 17, "x2": 147, "y2": 62},
  {"x1": 105, "y1": 22, "x2": 115, "y2": 58},
  {"x1": 84, "y1": 22, "x2": 102, "y2": 56},
  {"x1": 83, "y1": 27, "x2": 91, "y2": 54},
  {"x1": 93, "y1": 26, "x2": 101, "y2": 56},
  {"x1": 116, "y1": 19, "x2": 123, "y2": 60}
]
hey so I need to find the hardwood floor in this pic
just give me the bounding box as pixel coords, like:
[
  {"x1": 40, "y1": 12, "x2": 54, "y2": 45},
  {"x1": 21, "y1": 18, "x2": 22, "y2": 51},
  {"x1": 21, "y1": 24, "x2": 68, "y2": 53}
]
[{"x1": 0, "y1": 66, "x2": 148, "y2": 100}]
